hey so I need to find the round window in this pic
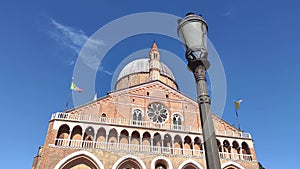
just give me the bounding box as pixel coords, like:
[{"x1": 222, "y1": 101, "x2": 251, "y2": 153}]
[{"x1": 147, "y1": 102, "x2": 168, "y2": 124}]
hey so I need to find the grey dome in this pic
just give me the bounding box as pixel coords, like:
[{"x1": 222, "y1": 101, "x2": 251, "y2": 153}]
[{"x1": 117, "y1": 58, "x2": 175, "y2": 80}]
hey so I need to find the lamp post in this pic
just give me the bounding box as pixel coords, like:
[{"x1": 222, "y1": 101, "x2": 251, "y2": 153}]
[{"x1": 177, "y1": 13, "x2": 221, "y2": 169}]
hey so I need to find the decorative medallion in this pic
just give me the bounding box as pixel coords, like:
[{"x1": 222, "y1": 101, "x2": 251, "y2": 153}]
[{"x1": 147, "y1": 102, "x2": 168, "y2": 124}]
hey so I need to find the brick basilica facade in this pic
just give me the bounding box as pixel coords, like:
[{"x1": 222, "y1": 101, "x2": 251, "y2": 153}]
[{"x1": 32, "y1": 42, "x2": 259, "y2": 169}]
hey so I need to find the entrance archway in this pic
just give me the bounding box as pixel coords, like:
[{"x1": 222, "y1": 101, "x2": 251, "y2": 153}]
[{"x1": 54, "y1": 151, "x2": 104, "y2": 169}]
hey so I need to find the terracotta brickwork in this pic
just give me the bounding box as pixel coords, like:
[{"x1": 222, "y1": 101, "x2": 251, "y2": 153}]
[
  {"x1": 34, "y1": 146, "x2": 259, "y2": 169},
  {"x1": 33, "y1": 43, "x2": 259, "y2": 169},
  {"x1": 33, "y1": 81, "x2": 259, "y2": 169}
]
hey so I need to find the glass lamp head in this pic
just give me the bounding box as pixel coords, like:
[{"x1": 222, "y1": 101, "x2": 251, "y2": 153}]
[{"x1": 177, "y1": 13, "x2": 210, "y2": 70}]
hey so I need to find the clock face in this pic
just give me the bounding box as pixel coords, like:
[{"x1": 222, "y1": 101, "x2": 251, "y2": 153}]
[{"x1": 147, "y1": 102, "x2": 168, "y2": 124}]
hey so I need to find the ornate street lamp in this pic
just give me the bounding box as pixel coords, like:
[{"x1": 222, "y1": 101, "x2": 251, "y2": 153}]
[{"x1": 177, "y1": 13, "x2": 221, "y2": 169}]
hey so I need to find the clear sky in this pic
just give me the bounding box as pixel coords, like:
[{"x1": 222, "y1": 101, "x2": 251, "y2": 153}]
[{"x1": 0, "y1": 0, "x2": 299, "y2": 168}]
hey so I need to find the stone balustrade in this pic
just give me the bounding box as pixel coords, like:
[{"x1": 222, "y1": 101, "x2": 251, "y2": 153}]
[
  {"x1": 51, "y1": 112, "x2": 251, "y2": 139},
  {"x1": 51, "y1": 138, "x2": 254, "y2": 162}
]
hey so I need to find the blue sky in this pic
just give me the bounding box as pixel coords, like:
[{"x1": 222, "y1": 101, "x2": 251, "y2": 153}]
[{"x1": 0, "y1": 0, "x2": 299, "y2": 168}]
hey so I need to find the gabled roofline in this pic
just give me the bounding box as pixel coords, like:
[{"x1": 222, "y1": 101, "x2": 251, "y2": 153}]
[
  {"x1": 109, "y1": 80, "x2": 193, "y2": 103},
  {"x1": 63, "y1": 80, "x2": 243, "y2": 133},
  {"x1": 64, "y1": 95, "x2": 110, "y2": 113}
]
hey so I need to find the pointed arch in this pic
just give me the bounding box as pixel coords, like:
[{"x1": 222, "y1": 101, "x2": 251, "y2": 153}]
[
  {"x1": 221, "y1": 161, "x2": 245, "y2": 169},
  {"x1": 112, "y1": 154, "x2": 146, "y2": 169},
  {"x1": 178, "y1": 159, "x2": 204, "y2": 169},
  {"x1": 54, "y1": 151, "x2": 104, "y2": 169}
]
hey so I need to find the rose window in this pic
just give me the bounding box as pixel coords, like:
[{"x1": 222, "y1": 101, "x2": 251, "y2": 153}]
[{"x1": 147, "y1": 102, "x2": 168, "y2": 124}]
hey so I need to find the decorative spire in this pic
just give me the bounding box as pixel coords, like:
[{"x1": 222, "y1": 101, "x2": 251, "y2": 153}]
[
  {"x1": 149, "y1": 41, "x2": 160, "y2": 61},
  {"x1": 151, "y1": 41, "x2": 158, "y2": 51},
  {"x1": 149, "y1": 41, "x2": 160, "y2": 80}
]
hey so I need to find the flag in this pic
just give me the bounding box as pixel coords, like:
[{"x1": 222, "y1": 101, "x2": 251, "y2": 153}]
[
  {"x1": 234, "y1": 100, "x2": 243, "y2": 110},
  {"x1": 70, "y1": 81, "x2": 83, "y2": 92}
]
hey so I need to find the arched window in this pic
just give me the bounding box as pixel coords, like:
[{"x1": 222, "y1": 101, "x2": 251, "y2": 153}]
[
  {"x1": 95, "y1": 128, "x2": 106, "y2": 149},
  {"x1": 108, "y1": 128, "x2": 118, "y2": 149},
  {"x1": 142, "y1": 132, "x2": 151, "y2": 152},
  {"x1": 163, "y1": 134, "x2": 172, "y2": 153},
  {"x1": 222, "y1": 140, "x2": 231, "y2": 159},
  {"x1": 70, "y1": 125, "x2": 83, "y2": 148},
  {"x1": 131, "y1": 131, "x2": 140, "y2": 152},
  {"x1": 174, "y1": 135, "x2": 183, "y2": 155},
  {"x1": 133, "y1": 109, "x2": 143, "y2": 125},
  {"x1": 231, "y1": 141, "x2": 240, "y2": 160},
  {"x1": 184, "y1": 136, "x2": 192, "y2": 155},
  {"x1": 172, "y1": 113, "x2": 183, "y2": 130},
  {"x1": 56, "y1": 124, "x2": 70, "y2": 146},
  {"x1": 242, "y1": 142, "x2": 252, "y2": 161},
  {"x1": 153, "y1": 133, "x2": 162, "y2": 147},
  {"x1": 193, "y1": 137, "x2": 203, "y2": 156},
  {"x1": 83, "y1": 127, "x2": 94, "y2": 148}
]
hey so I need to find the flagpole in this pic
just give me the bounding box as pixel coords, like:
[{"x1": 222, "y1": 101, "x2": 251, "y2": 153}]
[
  {"x1": 235, "y1": 108, "x2": 241, "y2": 130},
  {"x1": 65, "y1": 77, "x2": 82, "y2": 111},
  {"x1": 64, "y1": 77, "x2": 74, "y2": 111},
  {"x1": 64, "y1": 91, "x2": 71, "y2": 112}
]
